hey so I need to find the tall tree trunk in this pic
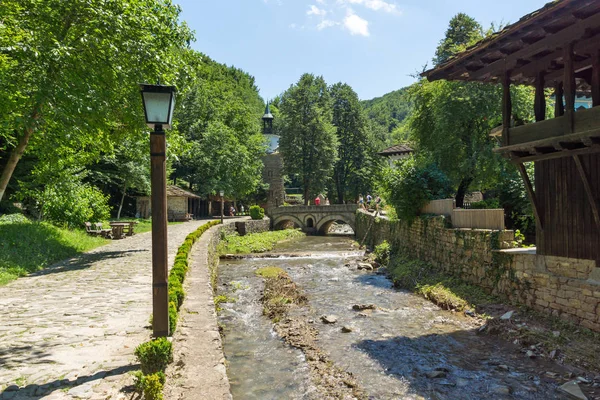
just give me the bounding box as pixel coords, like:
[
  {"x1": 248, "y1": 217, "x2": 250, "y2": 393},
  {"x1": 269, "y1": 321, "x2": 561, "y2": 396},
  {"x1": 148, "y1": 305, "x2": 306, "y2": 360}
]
[
  {"x1": 117, "y1": 182, "x2": 128, "y2": 220},
  {"x1": 0, "y1": 109, "x2": 40, "y2": 202},
  {"x1": 303, "y1": 179, "x2": 309, "y2": 206},
  {"x1": 455, "y1": 176, "x2": 473, "y2": 208}
]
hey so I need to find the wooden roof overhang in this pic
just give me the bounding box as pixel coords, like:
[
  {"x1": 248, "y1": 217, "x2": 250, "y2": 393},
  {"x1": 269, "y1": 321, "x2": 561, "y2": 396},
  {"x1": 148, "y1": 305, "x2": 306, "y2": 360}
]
[{"x1": 422, "y1": 0, "x2": 600, "y2": 165}]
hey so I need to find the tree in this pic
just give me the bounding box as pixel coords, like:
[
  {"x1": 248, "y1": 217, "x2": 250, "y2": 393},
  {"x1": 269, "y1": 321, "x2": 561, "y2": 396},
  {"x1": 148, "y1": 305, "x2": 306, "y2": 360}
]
[
  {"x1": 330, "y1": 83, "x2": 380, "y2": 203},
  {"x1": 278, "y1": 74, "x2": 338, "y2": 205},
  {"x1": 172, "y1": 55, "x2": 265, "y2": 199},
  {"x1": 410, "y1": 14, "x2": 535, "y2": 207},
  {"x1": 433, "y1": 13, "x2": 483, "y2": 66},
  {"x1": 0, "y1": 0, "x2": 193, "y2": 202}
]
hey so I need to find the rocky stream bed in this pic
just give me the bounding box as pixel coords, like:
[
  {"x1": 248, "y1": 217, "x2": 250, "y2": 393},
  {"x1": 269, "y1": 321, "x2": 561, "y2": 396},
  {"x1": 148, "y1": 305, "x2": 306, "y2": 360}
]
[{"x1": 216, "y1": 235, "x2": 598, "y2": 400}]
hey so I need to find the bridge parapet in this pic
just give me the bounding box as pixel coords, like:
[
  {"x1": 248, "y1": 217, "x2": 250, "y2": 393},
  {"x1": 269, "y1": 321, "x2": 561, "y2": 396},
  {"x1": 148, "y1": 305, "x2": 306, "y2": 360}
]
[{"x1": 270, "y1": 204, "x2": 358, "y2": 234}]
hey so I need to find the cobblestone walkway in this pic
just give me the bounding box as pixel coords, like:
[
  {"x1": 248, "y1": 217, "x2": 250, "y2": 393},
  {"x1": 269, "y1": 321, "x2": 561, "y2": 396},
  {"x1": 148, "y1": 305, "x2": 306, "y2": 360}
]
[{"x1": 0, "y1": 220, "x2": 211, "y2": 400}]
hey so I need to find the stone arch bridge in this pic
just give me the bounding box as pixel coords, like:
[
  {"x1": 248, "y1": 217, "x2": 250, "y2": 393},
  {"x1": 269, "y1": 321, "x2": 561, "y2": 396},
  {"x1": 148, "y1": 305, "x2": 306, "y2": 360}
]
[{"x1": 269, "y1": 204, "x2": 358, "y2": 235}]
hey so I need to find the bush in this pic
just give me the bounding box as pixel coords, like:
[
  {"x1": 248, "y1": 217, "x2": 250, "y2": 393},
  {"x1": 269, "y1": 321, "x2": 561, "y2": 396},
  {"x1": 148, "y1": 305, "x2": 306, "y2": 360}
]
[
  {"x1": 134, "y1": 338, "x2": 173, "y2": 375},
  {"x1": 249, "y1": 205, "x2": 264, "y2": 220},
  {"x1": 381, "y1": 157, "x2": 452, "y2": 224},
  {"x1": 0, "y1": 213, "x2": 31, "y2": 225},
  {"x1": 134, "y1": 371, "x2": 165, "y2": 400},
  {"x1": 34, "y1": 180, "x2": 110, "y2": 228},
  {"x1": 373, "y1": 240, "x2": 391, "y2": 266},
  {"x1": 469, "y1": 198, "x2": 500, "y2": 209}
]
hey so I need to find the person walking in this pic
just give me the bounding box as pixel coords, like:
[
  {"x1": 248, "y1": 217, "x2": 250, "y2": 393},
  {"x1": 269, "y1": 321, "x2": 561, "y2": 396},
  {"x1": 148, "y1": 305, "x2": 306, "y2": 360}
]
[
  {"x1": 240, "y1": 204, "x2": 245, "y2": 215},
  {"x1": 366, "y1": 194, "x2": 372, "y2": 207},
  {"x1": 315, "y1": 196, "x2": 321, "y2": 206},
  {"x1": 358, "y1": 195, "x2": 365, "y2": 209}
]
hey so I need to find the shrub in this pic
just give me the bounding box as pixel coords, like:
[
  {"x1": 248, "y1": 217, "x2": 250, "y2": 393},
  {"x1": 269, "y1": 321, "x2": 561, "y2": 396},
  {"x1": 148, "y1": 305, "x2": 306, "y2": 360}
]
[
  {"x1": 36, "y1": 180, "x2": 110, "y2": 228},
  {"x1": 0, "y1": 213, "x2": 31, "y2": 225},
  {"x1": 249, "y1": 205, "x2": 264, "y2": 220},
  {"x1": 469, "y1": 198, "x2": 500, "y2": 209},
  {"x1": 134, "y1": 371, "x2": 165, "y2": 400},
  {"x1": 134, "y1": 338, "x2": 173, "y2": 375},
  {"x1": 381, "y1": 157, "x2": 452, "y2": 224},
  {"x1": 373, "y1": 240, "x2": 391, "y2": 266},
  {"x1": 169, "y1": 301, "x2": 178, "y2": 334}
]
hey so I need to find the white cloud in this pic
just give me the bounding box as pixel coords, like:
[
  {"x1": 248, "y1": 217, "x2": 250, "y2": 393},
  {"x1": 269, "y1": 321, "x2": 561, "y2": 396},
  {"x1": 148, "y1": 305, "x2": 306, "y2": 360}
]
[
  {"x1": 317, "y1": 19, "x2": 338, "y2": 30},
  {"x1": 316, "y1": 0, "x2": 326, "y2": 3},
  {"x1": 338, "y1": 0, "x2": 400, "y2": 14},
  {"x1": 307, "y1": 5, "x2": 327, "y2": 16},
  {"x1": 344, "y1": 9, "x2": 369, "y2": 36}
]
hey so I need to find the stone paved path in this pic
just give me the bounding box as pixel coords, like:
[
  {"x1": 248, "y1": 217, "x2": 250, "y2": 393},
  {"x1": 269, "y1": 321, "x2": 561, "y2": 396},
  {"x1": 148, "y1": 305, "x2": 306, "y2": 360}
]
[{"x1": 0, "y1": 220, "x2": 212, "y2": 400}]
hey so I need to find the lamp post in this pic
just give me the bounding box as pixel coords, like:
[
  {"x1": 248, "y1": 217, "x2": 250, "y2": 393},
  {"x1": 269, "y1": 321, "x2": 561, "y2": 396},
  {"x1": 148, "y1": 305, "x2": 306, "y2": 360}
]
[
  {"x1": 140, "y1": 83, "x2": 176, "y2": 338},
  {"x1": 219, "y1": 190, "x2": 224, "y2": 224}
]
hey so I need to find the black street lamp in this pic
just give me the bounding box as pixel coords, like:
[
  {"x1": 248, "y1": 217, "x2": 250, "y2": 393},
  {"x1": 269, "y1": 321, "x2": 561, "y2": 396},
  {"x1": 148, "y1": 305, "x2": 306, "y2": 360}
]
[
  {"x1": 140, "y1": 83, "x2": 176, "y2": 338},
  {"x1": 219, "y1": 190, "x2": 224, "y2": 224}
]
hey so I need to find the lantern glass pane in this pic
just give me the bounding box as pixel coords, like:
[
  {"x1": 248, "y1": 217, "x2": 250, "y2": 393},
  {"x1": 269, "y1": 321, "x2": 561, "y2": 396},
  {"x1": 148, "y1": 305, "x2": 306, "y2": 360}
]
[{"x1": 143, "y1": 91, "x2": 172, "y2": 124}]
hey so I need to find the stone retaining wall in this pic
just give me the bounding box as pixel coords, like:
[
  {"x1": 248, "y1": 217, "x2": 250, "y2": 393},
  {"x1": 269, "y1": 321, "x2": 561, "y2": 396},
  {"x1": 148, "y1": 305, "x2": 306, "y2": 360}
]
[
  {"x1": 357, "y1": 211, "x2": 600, "y2": 332},
  {"x1": 235, "y1": 218, "x2": 270, "y2": 236}
]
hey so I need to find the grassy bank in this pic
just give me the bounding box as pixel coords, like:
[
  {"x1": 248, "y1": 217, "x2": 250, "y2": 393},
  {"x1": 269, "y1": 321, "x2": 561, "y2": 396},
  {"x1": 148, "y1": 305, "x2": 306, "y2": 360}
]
[
  {"x1": 0, "y1": 221, "x2": 109, "y2": 285},
  {"x1": 388, "y1": 253, "x2": 600, "y2": 372},
  {"x1": 217, "y1": 229, "x2": 304, "y2": 254}
]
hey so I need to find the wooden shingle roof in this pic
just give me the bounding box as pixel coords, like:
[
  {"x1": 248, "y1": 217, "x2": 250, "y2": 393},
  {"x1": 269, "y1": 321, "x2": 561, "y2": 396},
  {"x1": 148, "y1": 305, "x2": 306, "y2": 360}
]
[
  {"x1": 166, "y1": 185, "x2": 201, "y2": 198},
  {"x1": 377, "y1": 144, "x2": 414, "y2": 156}
]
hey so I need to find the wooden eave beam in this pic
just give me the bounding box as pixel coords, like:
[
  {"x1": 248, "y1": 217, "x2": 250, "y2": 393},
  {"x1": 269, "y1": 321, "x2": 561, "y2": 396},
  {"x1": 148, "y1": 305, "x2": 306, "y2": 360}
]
[
  {"x1": 516, "y1": 163, "x2": 543, "y2": 230},
  {"x1": 507, "y1": 145, "x2": 600, "y2": 163},
  {"x1": 573, "y1": 154, "x2": 600, "y2": 229},
  {"x1": 462, "y1": 12, "x2": 600, "y2": 82}
]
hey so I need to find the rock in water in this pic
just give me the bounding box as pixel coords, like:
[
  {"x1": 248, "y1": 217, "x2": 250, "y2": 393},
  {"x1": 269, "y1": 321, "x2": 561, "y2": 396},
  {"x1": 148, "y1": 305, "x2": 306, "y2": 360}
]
[
  {"x1": 341, "y1": 326, "x2": 353, "y2": 333},
  {"x1": 426, "y1": 370, "x2": 447, "y2": 379},
  {"x1": 558, "y1": 380, "x2": 588, "y2": 400},
  {"x1": 352, "y1": 304, "x2": 376, "y2": 311},
  {"x1": 357, "y1": 263, "x2": 373, "y2": 270},
  {"x1": 500, "y1": 310, "x2": 514, "y2": 320},
  {"x1": 321, "y1": 315, "x2": 338, "y2": 324}
]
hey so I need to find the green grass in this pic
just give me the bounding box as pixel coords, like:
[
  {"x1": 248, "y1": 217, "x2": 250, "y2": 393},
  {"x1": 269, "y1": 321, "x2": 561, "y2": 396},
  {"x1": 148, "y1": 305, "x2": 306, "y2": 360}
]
[
  {"x1": 217, "y1": 229, "x2": 304, "y2": 255},
  {"x1": 255, "y1": 266, "x2": 285, "y2": 278},
  {"x1": 388, "y1": 255, "x2": 496, "y2": 312},
  {"x1": 0, "y1": 221, "x2": 109, "y2": 285}
]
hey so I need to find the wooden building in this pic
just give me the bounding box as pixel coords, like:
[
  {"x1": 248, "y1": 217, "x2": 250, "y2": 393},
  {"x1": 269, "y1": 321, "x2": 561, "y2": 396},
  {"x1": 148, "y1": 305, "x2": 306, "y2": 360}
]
[
  {"x1": 423, "y1": 0, "x2": 600, "y2": 261},
  {"x1": 136, "y1": 185, "x2": 207, "y2": 221}
]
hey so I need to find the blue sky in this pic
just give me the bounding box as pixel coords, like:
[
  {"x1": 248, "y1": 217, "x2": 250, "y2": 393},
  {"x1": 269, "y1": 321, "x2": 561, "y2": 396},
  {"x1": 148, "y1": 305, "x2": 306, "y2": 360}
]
[{"x1": 174, "y1": 0, "x2": 549, "y2": 101}]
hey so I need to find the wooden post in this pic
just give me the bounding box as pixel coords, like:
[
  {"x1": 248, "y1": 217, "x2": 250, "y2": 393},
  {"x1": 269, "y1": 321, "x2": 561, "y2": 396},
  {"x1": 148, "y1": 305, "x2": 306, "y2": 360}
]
[
  {"x1": 573, "y1": 155, "x2": 600, "y2": 229},
  {"x1": 220, "y1": 195, "x2": 224, "y2": 224},
  {"x1": 502, "y1": 70, "x2": 512, "y2": 146},
  {"x1": 554, "y1": 82, "x2": 564, "y2": 117},
  {"x1": 517, "y1": 163, "x2": 543, "y2": 231},
  {"x1": 592, "y1": 49, "x2": 600, "y2": 107},
  {"x1": 534, "y1": 71, "x2": 546, "y2": 122},
  {"x1": 563, "y1": 42, "x2": 576, "y2": 133},
  {"x1": 150, "y1": 125, "x2": 169, "y2": 338}
]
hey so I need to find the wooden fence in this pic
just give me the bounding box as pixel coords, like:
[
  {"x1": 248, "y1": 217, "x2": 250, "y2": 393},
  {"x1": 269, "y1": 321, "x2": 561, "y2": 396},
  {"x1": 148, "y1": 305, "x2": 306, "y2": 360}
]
[
  {"x1": 421, "y1": 199, "x2": 455, "y2": 217},
  {"x1": 421, "y1": 199, "x2": 506, "y2": 230},
  {"x1": 451, "y1": 209, "x2": 505, "y2": 230}
]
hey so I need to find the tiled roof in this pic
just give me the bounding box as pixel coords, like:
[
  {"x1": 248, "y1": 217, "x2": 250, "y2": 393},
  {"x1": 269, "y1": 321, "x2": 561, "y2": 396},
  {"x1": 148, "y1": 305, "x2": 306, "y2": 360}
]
[
  {"x1": 166, "y1": 185, "x2": 201, "y2": 198},
  {"x1": 378, "y1": 144, "x2": 414, "y2": 156}
]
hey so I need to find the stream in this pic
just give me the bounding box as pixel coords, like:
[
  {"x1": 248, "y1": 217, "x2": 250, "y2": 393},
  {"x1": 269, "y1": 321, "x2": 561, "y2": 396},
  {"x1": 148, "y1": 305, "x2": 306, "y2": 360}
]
[{"x1": 217, "y1": 235, "x2": 571, "y2": 399}]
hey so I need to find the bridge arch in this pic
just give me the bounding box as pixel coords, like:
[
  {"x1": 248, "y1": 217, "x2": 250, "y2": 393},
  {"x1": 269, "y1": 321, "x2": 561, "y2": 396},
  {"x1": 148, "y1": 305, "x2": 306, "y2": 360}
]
[
  {"x1": 316, "y1": 214, "x2": 355, "y2": 235},
  {"x1": 273, "y1": 214, "x2": 304, "y2": 230}
]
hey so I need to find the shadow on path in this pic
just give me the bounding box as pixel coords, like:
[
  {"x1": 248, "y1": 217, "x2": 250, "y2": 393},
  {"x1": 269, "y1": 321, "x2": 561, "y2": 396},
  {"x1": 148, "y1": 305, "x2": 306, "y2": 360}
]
[
  {"x1": 0, "y1": 364, "x2": 138, "y2": 399},
  {"x1": 29, "y1": 249, "x2": 148, "y2": 277}
]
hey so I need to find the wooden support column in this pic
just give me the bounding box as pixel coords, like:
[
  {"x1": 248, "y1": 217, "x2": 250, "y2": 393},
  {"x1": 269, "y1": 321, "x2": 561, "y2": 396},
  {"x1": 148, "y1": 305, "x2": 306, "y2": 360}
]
[
  {"x1": 554, "y1": 82, "x2": 564, "y2": 117},
  {"x1": 593, "y1": 49, "x2": 600, "y2": 107},
  {"x1": 573, "y1": 155, "x2": 600, "y2": 229},
  {"x1": 502, "y1": 70, "x2": 512, "y2": 146},
  {"x1": 563, "y1": 42, "x2": 576, "y2": 133},
  {"x1": 517, "y1": 163, "x2": 543, "y2": 231},
  {"x1": 534, "y1": 71, "x2": 546, "y2": 122}
]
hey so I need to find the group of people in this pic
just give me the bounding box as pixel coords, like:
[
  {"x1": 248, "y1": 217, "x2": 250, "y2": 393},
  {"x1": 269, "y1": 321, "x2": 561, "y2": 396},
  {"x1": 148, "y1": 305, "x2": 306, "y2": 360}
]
[
  {"x1": 358, "y1": 194, "x2": 381, "y2": 211},
  {"x1": 314, "y1": 196, "x2": 330, "y2": 206}
]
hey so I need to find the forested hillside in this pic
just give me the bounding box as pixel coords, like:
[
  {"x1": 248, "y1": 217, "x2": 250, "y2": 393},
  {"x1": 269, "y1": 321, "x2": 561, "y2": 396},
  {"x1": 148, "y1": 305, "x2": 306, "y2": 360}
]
[{"x1": 361, "y1": 87, "x2": 412, "y2": 145}]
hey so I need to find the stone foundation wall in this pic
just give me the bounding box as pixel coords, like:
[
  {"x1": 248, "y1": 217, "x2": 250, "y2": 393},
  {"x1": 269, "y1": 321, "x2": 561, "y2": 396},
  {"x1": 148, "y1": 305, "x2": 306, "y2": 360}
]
[
  {"x1": 235, "y1": 218, "x2": 270, "y2": 236},
  {"x1": 356, "y1": 211, "x2": 600, "y2": 332}
]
